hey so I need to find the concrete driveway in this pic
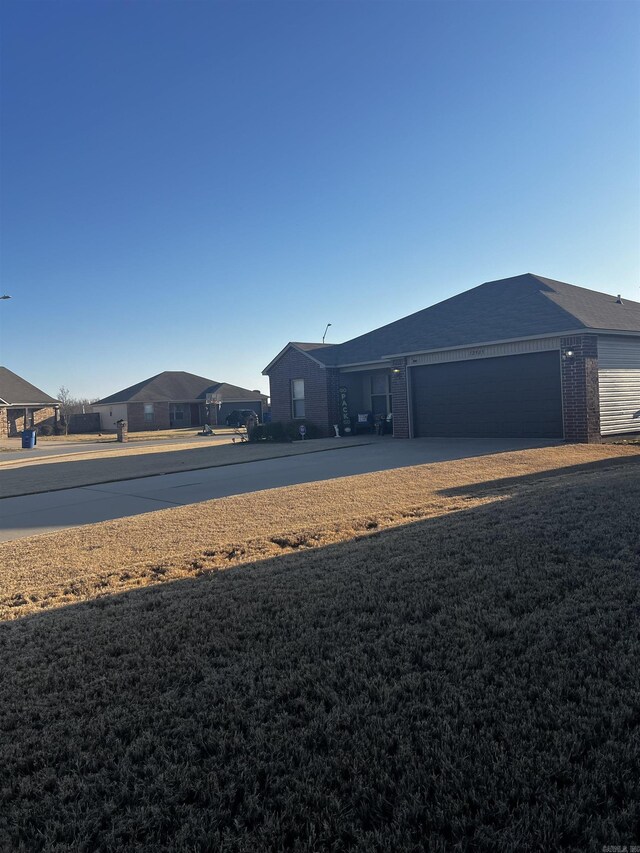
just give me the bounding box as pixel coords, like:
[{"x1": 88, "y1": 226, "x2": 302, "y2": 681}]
[{"x1": 0, "y1": 438, "x2": 558, "y2": 542}]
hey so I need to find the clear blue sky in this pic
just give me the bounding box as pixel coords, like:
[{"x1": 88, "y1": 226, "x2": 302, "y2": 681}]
[{"x1": 1, "y1": 0, "x2": 638, "y2": 399}]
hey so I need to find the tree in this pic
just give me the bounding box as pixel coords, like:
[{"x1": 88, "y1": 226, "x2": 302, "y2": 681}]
[{"x1": 57, "y1": 386, "x2": 72, "y2": 434}]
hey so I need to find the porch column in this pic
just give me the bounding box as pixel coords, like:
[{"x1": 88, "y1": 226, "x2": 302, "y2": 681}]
[
  {"x1": 326, "y1": 368, "x2": 341, "y2": 434},
  {"x1": 561, "y1": 335, "x2": 601, "y2": 443}
]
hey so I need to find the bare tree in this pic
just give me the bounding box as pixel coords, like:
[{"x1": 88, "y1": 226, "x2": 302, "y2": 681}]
[
  {"x1": 57, "y1": 386, "x2": 72, "y2": 434},
  {"x1": 57, "y1": 387, "x2": 100, "y2": 434}
]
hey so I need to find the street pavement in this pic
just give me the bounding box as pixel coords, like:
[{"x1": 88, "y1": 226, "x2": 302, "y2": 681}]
[
  {"x1": 0, "y1": 438, "x2": 558, "y2": 542},
  {"x1": 0, "y1": 433, "x2": 234, "y2": 462}
]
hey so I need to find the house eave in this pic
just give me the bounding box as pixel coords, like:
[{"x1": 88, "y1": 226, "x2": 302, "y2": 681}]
[
  {"x1": 337, "y1": 359, "x2": 391, "y2": 371},
  {"x1": 2, "y1": 401, "x2": 60, "y2": 407},
  {"x1": 381, "y1": 327, "x2": 640, "y2": 361}
]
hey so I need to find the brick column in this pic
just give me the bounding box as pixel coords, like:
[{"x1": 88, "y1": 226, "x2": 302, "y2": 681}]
[
  {"x1": 390, "y1": 358, "x2": 410, "y2": 438},
  {"x1": 0, "y1": 407, "x2": 7, "y2": 438},
  {"x1": 561, "y1": 335, "x2": 601, "y2": 443},
  {"x1": 326, "y1": 368, "x2": 341, "y2": 435}
]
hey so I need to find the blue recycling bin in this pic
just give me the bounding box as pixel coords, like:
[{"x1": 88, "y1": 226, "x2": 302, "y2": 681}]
[{"x1": 21, "y1": 429, "x2": 37, "y2": 449}]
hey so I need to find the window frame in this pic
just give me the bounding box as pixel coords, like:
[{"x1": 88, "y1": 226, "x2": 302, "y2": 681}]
[
  {"x1": 369, "y1": 373, "x2": 392, "y2": 416},
  {"x1": 291, "y1": 379, "x2": 305, "y2": 419}
]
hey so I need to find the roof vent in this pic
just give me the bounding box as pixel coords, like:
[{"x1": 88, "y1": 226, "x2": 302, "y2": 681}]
[{"x1": 616, "y1": 294, "x2": 624, "y2": 304}]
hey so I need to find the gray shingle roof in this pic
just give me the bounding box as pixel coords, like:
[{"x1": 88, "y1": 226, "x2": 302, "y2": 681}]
[
  {"x1": 95, "y1": 371, "x2": 267, "y2": 405},
  {"x1": 0, "y1": 367, "x2": 59, "y2": 406},
  {"x1": 290, "y1": 342, "x2": 335, "y2": 352},
  {"x1": 308, "y1": 274, "x2": 640, "y2": 367}
]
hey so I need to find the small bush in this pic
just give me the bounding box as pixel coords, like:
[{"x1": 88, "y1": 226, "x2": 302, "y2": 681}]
[
  {"x1": 38, "y1": 424, "x2": 54, "y2": 436},
  {"x1": 248, "y1": 420, "x2": 321, "y2": 442},
  {"x1": 248, "y1": 421, "x2": 290, "y2": 442},
  {"x1": 286, "y1": 420, "x2": 321, "y2": 440}
]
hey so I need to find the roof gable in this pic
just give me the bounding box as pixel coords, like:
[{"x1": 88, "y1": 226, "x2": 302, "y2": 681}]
[
  {"x1": 262, "y1": 342, "x2": 335, "y2": 374},
  {"x1": 0, "y1": 367, "x2": 59, "y2": 406}
]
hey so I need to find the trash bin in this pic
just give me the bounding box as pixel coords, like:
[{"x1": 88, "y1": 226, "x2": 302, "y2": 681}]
[{"x1": 21, "y1": 429, "x2": 37, "y2": 449}]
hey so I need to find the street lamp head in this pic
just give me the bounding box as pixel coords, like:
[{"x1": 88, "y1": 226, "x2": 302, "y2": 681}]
[{"x1": 0, "y1": 295, "x2": 11, "y2": 300}]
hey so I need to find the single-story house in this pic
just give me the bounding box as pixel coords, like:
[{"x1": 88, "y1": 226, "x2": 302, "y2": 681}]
[
  {"x1": 0, "y1": 367, "x2": 60, "y2": 438},
  {"x1": 263, "y1": 274, "x2": 640, "y2": 443},
  {"x1": 93, "y1": 371, "x2": 268, "y2": 431}
]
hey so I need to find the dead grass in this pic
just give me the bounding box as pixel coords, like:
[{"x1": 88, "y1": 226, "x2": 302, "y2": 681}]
[
  {"x1": 0, "y1": 447, "x2": 639, "y2": 850},
  {"x1": 0, "y1": 443, "x2": 638, "y2": 621},
  {"x1": 0, "y1": 426, "x2": 237, "y2": 452}
]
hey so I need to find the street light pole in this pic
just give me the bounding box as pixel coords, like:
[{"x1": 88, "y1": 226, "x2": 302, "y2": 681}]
[
  {"x1": 322, "y1": 322, "x2": 332, "y2": 344},
  {"x1": 0, "y1": 295, "x2": 11, "y2": 365}
]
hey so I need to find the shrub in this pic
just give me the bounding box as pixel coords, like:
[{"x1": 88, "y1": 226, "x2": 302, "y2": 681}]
[
  {"x1": 286, "y1": 420, "x2": 321, "y2": 440},
  {"x1": 248, "y1": 420, "x2": 321, "y2": 442},
  {"x1": 38, "y1": 424, "x2": 54, "y2": 436},
  {"x1": 248, "y1": 421, "x2": 290, "y2": 442}
]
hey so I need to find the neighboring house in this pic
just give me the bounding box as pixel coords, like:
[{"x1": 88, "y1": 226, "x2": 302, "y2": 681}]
[
  {"x1": 92, "y1": 371, "x2": 268, "y2": 431},
  {"x1": 263, "y1": 274, "x2": 640, "y2": 443},
  {"x1": 0, "y1": 367, "x2": 60, "y2": 438}
]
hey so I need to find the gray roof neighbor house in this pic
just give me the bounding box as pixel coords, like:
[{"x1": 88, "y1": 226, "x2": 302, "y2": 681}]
[
  {"x1": 0, "y1": 367, "x2": 60, "y2": 406},
  {"x1": 93, "y1": 371, "x2": 268, "y2": 431},
  {"x1": 264, "y1": 274, "x2": 640, "y2": 443},
  {"x1": 96, "y1": 371, "x2": 267, "y2": 406},
  {"x1": 0, "y1": 367, "x2": 60, "y2": 438}
]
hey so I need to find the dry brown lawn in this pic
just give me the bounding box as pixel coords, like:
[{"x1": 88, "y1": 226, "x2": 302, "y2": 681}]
[
  {"x1": 1, "y1": 443, "x2": 638, "y2": 622},
  {"x1": 1, "y1": 443, "x2": 639, "y2": 850}
]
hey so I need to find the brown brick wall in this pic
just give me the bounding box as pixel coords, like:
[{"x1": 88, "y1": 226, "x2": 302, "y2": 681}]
[
  {"x1": 126, "y1": 402, "x2": 171, "y2": 432},
  {"x1": 0, "y1": 407, "x2": 7, "y2": 438},
  {"x1": 561, "y1": 335, "x2": 601, "y2": 443},
  {"x1": 267, "y1": 348, "x2": 335, "y2": 437},
  {"x1": 390, "y1": 358, "x2": 410, "y2": 438}
]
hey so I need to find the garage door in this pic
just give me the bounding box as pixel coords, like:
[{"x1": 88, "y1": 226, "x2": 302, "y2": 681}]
[{"x1": 411, "y1": 351, "x2": 563, "y2": 438}]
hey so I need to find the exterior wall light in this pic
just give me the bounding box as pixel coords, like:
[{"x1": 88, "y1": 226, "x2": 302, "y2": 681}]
[
  {"x1": 563, "y1": 350, "x2": 575, "y2": 360},
  {"x1": 392, "y1": 368, "x2": 402, "y2": 374}
]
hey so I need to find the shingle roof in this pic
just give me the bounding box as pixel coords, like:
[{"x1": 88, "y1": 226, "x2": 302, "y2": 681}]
[
  {"x1": 290, "y1": 342, "x2": 336, "y2": 352},
  {"x1": 307, "y1": 274, "x2": 640, "y2": 367},
  {"x1": 95, "y1": 371, "x2": 268, "y2": 405},
  {"x1": 0, "y1": 367, "x2": 59, "y2": 406}
]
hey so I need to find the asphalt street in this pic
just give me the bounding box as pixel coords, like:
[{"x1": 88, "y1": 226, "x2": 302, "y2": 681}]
[
  {"x1": 0, "y1": 438, "x2": 558, "y2": 542},
  {"x1": 0, "y1": 433, "x2": 234, "y2": 462}
]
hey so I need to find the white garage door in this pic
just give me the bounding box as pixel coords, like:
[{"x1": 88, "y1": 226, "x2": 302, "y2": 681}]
[{"x1": 598, "y1": 336, "x2": 640, "y2": 435}]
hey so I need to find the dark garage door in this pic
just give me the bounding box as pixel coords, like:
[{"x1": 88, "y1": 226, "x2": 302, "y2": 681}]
[{"x1": 411, "y1": 351, "x2": 563, "y2": 438}]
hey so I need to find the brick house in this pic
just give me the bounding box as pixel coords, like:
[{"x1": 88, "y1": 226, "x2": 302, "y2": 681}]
[
  {"x1": 263, "y1": 274, "x2": 640, "y2": 443},
  {"x1": 0, "y1": 367, "x2": 60, "y2": 438},
  {"x1": 92, "y1": 371, "x2": 268, "y2": 432}
]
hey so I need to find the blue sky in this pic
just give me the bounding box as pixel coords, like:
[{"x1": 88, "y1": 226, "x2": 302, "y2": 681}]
[{"x1": 1, "y1": 0, "x2": 638, "y2": 399}]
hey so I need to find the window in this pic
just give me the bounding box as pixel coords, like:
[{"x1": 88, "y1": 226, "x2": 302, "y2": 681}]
[
  {"x1": 370, "y1": 373, "x2": 392, "y2": 417},
  {"x1": 144, "y1": 404, "x2": 154, "y2": 423},
  {"x1": 292, "y1": 379, "x2": 305, "y2": 418}
]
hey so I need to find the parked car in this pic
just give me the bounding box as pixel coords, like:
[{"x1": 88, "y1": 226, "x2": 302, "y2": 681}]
[{"x1": 225, "y1": 409, "x2": 260, "y2": 427}]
